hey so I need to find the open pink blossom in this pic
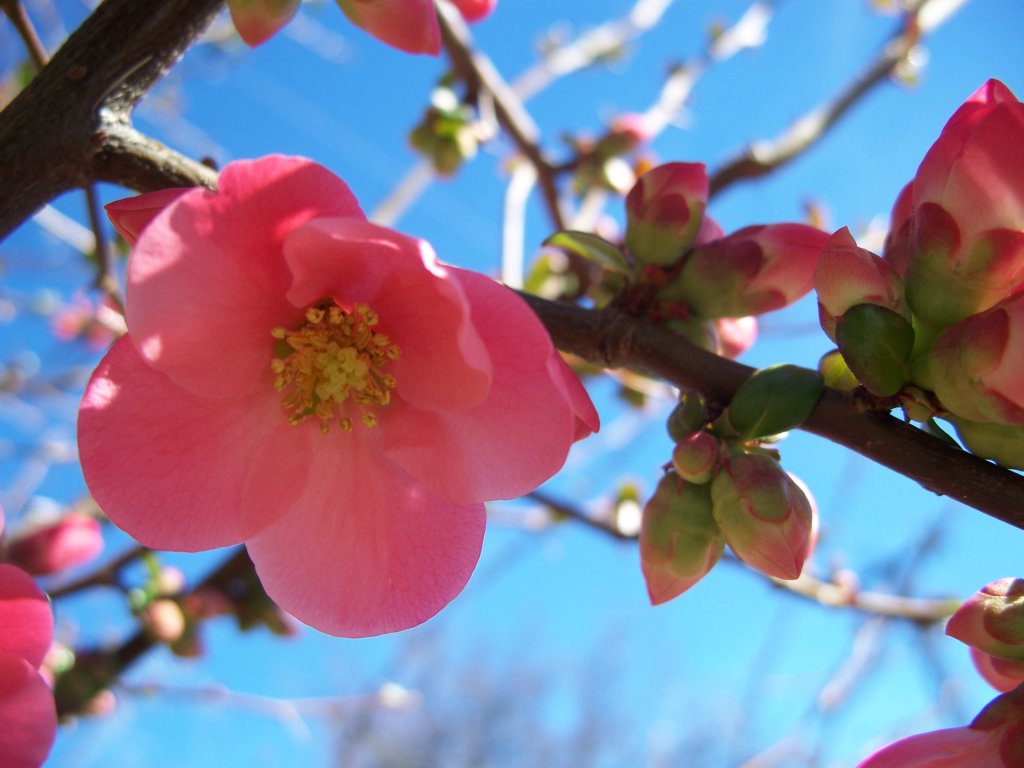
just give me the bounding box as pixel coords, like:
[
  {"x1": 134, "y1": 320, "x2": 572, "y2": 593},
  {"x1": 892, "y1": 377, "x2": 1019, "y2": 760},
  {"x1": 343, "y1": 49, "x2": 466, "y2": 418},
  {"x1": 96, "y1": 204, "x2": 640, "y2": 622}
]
[
  {"x1": 0, "y1": 563, "x2": 57, "y2": 768},
  {"x1": 81, "y1": 155, "x2": 598, "y2": 638}
]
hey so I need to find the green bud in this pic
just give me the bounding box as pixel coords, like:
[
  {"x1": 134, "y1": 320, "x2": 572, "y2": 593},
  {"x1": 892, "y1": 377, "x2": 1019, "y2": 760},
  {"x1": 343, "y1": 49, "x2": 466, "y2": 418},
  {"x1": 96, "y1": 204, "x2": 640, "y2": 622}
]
[
  {"x1": 726, "y1": 364, "x2": 824, "y2": 441},
  {"x1": 835, "y1": 303, "x2": 915, "y2": 397}
]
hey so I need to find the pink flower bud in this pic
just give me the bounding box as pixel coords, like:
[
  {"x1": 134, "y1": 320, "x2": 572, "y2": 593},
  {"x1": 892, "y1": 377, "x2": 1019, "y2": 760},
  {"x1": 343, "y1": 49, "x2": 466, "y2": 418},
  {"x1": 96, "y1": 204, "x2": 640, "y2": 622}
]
[
  {"x1": 142, "y1": 599, "x2": 187, "y2": 644},
  {"x1": 946, "y1": 578, "x2": 1024, "y2": 663},
  {"x1": 715, "y1": 316, "x2": 758, "y2": 359},
  {"x1": 105, "y1": 188, "x2": 189, "y2": 247},
  {"x1": 814, "y1": 227, "x2": 909, "y2": 342},
  {"x1": 904, "y1": 79, "x2": 1024, "y2": 329},
  {"x1": 639, "y1": 474, "x2": 724, "y2": 605},
  {"x1": 971, "y1": 647, "x2": 1024, "y2": 693},
  {"x1": 669, "y1": 223, "x2": 829, "y2": 319},
  {"x1": 337, "y1": 0, "x2": 441, "y2": 55},
  {"x1": 228, "y1": 0, "x2": 300, "y2": 47},
  {"x1": 928, "y1": 293, "x2": 1024, "y2": 424},
  {"x1": 881, "y1": 181, "x2": 913, "y2": 276},
  {"x1": 449, "y1": 0, "x2": 497, "y2": 22},
  {"x1": 671, "y1": 432, "x2": 720, "y2": 484},
  {"x1": 624, "y1": 162, "x2": 709, "y2": 266},
  {"x1": 8, "y1": 513, "x2": 103, "y2": 576},
  {"x1": 710, "y1": 454, "x2": 815, "y2": 580}
]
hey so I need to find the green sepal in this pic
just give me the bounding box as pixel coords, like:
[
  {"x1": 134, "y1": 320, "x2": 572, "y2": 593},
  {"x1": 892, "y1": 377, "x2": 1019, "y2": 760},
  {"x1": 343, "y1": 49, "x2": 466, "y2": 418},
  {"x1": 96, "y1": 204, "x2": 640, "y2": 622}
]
[
  {"x1": 543, "y1": 230, "x2": 632, "y2": 274},
  {"x1": 818, "y1": 349, "x2": 859, "y2": 392},
  {"x1": 726, "y1": 364, "x2": 824, "y2": 441},
  {"x1": 835, "y1": 303, "x2": 914, "y2": 397}
]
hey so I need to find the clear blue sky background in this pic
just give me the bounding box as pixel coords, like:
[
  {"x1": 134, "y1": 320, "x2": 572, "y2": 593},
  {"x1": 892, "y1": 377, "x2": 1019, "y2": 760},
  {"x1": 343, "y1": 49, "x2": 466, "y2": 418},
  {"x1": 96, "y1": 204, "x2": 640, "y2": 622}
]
[{"x1": 3, "y1": 1, "x2": 1024, "y2": 765}]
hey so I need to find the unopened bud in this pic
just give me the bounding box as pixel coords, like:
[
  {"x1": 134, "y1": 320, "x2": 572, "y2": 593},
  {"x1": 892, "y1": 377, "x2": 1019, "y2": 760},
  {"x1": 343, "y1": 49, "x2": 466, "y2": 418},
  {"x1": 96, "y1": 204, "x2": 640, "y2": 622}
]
[
  {"x1": 946, "y1": 578, "x2": 1024, "y2": 663},
  {"x1": 624, "y1": 163, "x2": 708, "y2": 266}
]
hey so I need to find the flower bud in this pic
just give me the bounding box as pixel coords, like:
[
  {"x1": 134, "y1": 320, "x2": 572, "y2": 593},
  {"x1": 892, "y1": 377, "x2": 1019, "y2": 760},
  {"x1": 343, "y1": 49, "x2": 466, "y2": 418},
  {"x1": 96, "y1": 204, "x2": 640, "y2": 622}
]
[
  {"x1": 8, "y1": 513, "x2": 103, "y2": 576},
  {"x1": 667, "y1": 224, "x2": 829, "y2": 318},
  {"x1": 228, "y1": 0, "x2": 300, "y2": 47},
  {"x1": 710, "y1": 454, "x2": 815, "y2": 580},
  {"x1": 666, "y1": 392, "x2": 708, "y2": 443},
  {"x1": 971, "y1": 647, "x2": 1024, "y2": 693},
  {"x1": 881, "y1": 181, "x2": 913, "y2": 276},
  {"x1": 639, "y1": 474, "x2": 724, "y2": 605},
  {"x1": 142, "y1": 598, "x2": 187, "y2": 644},
  {"x1": 946, "y1": 578, "x2": 1024, "y2": 663},
  {"x1": 928, "y1": 293, "x2": 1024, "y2": 424},
  {"x1": 449, "y1": 0, "x2": 497, "y2": 22},
  {"x1": 814, "y1": 227, "x2": 909, "y2": 342},
  {"x1": 624, "y1": 163, "x2": 708, "y2": 266},
  {"x1": 715, "y1": 316, "x2": 758, "y2": 359},
  {"x1": 904, "y1": 79, "x2": 1024, "y2": 330},
  {"x1": 671, "y1": 432, "x2": 720, "y2": 484}
]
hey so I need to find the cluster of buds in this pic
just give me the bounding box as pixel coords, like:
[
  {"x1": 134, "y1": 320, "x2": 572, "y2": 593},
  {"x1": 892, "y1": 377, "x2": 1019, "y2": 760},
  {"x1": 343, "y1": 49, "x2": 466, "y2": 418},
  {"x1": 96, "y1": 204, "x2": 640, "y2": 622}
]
[
  {"x1": 409, "y1": 83, "x2": 481, "y2": 176},
  {"x1": 640, "y1": 376, "x2": 820, "y2": 605},
  {"x1": 814, "y1": 79, "x2": 1024, "y2": 467}
]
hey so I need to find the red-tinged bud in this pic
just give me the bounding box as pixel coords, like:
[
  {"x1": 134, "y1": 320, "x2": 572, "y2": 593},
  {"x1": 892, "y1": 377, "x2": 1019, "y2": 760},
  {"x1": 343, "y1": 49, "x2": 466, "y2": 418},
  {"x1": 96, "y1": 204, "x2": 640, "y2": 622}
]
[
  {"x1": 671, "y1": 432, "x2": 721, "y2": 484},
  {"x1": 228, "y1": 0, "x2": 300, "y2": 46},
  {"x1": 336, "y1": 0, "x2": 441, "y2": 55},
  {"x1": 881, "y1": 181, "x2": 913, "y2": 276},
  {"x1": 946, "y1": 578, "x2": 1024, "y2": 663},
  {"x1": 8, "y1": 513, "x2": 103, "y2": 576},
  {"x1": 105, "y1": 188, "x2": 189, "y2": 247},
  {"x1": 715, "y1": 316, "x2": 757, "y2": 359},
  {"x1": 710, "y1": 454, "x2": 815, "y2": 580},
  {"x1": 624, "y1": 163, "x2": 709, "y2": 266},
  {"x1": 928, "y1": 293, "x2": 1024, "y2": 424},
  {"x1": 814, "y1": 228, "x2": 909, "y2": 342},
  {"x1": 904, "y1": 79, "x2": 1024, "y2": 329},
  {"x1": 950, "y1": 417, "x2": 1024, "y2": 470},
  {"x1": 639, "y1": 474, "x2": 724, "y2": 605},
  {"x1": 971, "y1": 647, "x2": 1024, "y2": 693},
  {"x1": 142, "y1": 598, "x2": 187, "y2": 644},
  {"x1": 668, "y1": 223, "x2": 829, "y2": 319},
  {"x1": 449, "y1": 0, "x2": 497, "y2": 22}
]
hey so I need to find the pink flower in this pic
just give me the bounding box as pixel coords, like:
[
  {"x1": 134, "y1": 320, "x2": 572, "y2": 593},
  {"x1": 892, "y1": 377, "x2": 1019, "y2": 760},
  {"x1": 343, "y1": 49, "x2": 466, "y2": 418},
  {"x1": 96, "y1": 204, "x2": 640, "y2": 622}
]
[
  {"x1": 857, "y1": 685, "x2": 1024, "y2": 768},
  {"x1": 904, "y1": 79, "x2": 1024, "y2": 329},
  {"x1": 0, "y1": 563, "x2": 57, "y2": 768},
  {"x1": 672, "y1": 223, "x2": 829, "y2": 319},
  {"x1": 814, "y1": 227, "x2": 909, "y2": 342},
  {"x1": 228, "y1": 0, "x2": 301, "y2": 47},
  {"x1": 82, "y1": 155, "x2": 598, "y2": 637},
  {"x1": 714, "y1": 315, "x2": 758, "y2": 359},
  {"x1": 336, "y1": 0, "x2": 442, "y2": 55},
  {"x1": 8, "y1": 513, "x2": 104, "y2": 576}
]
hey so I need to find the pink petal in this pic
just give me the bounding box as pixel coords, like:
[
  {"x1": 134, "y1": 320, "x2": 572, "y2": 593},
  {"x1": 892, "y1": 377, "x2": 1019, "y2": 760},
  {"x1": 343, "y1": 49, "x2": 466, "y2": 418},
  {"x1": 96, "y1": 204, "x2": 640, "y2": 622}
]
[
  {"x1": 383, "y1": 268, "x2": 595, "y2": 503},
  {"x1": 229, "y1": 0, "x2": 301, "y2": 47},
  {"x1": 281, "y1": 217, "x2": 492, "y2": 412},
  {"x1": 0, "y1": 565, "x2": 53, "y2": 669},
  {"x1": 0, "y1": 653, "x2": 57, "y2": 768},
  {"x1": 105, "y1": 188, "x2": 189, "y2": 247},
  {"x1": 856, "y1": 726, "x2": 1003, "y2": 768},
  {"x1": 125, "y1": 156, "x2": 364, "y2": 399},
  {"x1": 78, "y1": 336, "x2": 295, "y2": 551},
  {"x1": 335, "y1": 0, "x2": 441, "y2": 55},
  {"x1": 244, "y1": 428, "x2": 485, "y2": 637}
]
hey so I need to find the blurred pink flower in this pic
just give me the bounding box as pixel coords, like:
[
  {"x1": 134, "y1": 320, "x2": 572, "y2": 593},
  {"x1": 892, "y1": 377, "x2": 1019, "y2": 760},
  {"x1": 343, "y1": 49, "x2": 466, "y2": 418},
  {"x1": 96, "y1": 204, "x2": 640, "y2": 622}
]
[
  {"x1": 0, "y1": 562, "x2": 57, "y2": 768},
  {"x1": 336, "y1": 0, "x2": 441, "y2": 54},
  {"x1": 83, "y1": 155, "x2": 598, "y2": 637},
  {"x1": 228, "y1": 0, "x2": 300, "y2": 47},
  {"x1": 714, "y1": 315, "x2": 758, "y2": 359},
  {"x1": 449, "y1": 0, "x2": 497, "y2": 22},
  {"x1": 8, "y1": 513, "x2": 103, "y2": 576},
  {"x1": 51, "y1": 295, "x2": 124, "y2": 350}
]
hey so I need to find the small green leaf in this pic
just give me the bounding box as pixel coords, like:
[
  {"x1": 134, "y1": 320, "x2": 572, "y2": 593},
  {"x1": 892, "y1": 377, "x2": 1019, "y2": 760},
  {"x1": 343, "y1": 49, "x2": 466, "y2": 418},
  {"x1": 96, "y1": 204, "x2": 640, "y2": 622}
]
[
  {"x1": 727, "y1": 364, "x2": 824, "y2": 441},
  {"x1": 543, "y1": 230, "x2": 631, "y2": 274},
  {"x1": 835, "y1": 303, "x2": 914, "y2": 397}
]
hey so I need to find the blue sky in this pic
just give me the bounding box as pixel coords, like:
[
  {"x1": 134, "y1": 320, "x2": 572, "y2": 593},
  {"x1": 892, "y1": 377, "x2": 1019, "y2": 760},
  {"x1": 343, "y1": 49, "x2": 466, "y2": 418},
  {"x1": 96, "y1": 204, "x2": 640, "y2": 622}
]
[{"x1": 3, "y1": 1, "x2": 1024, "y2": 765}]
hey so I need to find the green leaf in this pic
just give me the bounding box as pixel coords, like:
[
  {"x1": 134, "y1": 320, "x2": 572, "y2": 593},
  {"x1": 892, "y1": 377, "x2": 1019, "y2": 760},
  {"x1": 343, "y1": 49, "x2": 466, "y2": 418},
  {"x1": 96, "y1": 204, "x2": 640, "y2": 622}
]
[
  {"x1": 835, "y1": 303, "x2": 915, "y2": 397},
  {"x1": 543, "y1": 230, "x2": 631, "y2": 274},
  {"x1": 727, "y1": 364, "x2": 824, "y2": 441}
]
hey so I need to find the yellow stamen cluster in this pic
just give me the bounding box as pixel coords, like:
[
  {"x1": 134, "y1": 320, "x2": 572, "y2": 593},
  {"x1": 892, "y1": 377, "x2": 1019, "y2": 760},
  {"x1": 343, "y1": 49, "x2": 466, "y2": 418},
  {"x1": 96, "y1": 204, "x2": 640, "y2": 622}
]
[{"x1": 271, "y1": 301, "x2": 400, "y2": 435}]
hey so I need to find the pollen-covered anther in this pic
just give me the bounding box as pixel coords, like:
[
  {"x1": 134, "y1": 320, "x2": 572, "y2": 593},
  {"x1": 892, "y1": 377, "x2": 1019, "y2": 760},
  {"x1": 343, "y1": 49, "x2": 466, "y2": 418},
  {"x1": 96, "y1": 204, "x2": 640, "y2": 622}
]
[{"x1": 270, "y1": 300, "x2": 400, "y2": 434}]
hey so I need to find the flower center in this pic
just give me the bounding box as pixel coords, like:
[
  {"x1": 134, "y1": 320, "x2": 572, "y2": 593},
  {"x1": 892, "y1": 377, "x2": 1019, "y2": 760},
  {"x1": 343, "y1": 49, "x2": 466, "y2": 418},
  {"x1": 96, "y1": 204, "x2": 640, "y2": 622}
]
[{"x1": 270, "y1": 300, "x2": 400, "y2": 434}]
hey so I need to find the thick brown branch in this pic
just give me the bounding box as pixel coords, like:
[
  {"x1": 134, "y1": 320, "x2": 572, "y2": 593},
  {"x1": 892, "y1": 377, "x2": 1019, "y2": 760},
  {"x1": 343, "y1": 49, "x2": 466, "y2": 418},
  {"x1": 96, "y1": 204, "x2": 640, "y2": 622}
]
[
  {"x1": 0, "y1": 0, "x2": 224, "y2": 239},
  {"x1": 519, "y1": 293, "x2": 1024, "y2": 531}
]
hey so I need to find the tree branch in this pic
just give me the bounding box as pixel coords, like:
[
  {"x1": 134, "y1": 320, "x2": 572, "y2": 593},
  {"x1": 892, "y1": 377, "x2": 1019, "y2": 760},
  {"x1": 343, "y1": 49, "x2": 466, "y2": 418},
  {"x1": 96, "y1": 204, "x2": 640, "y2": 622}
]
[
  {"x1": 519, "y1": 293, "x2": 1024, "y2": 531},
  {"x1": 0, "y1": 0, "x2": 224, "y2": 240}
]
